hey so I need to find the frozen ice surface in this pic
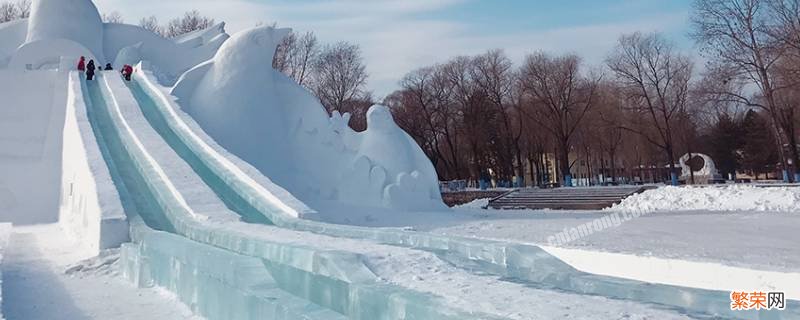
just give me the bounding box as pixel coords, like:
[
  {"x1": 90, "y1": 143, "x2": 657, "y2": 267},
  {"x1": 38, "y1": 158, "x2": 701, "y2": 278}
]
[{"x1": 122, "y1": 227, "x2": 347, "y2": 320}]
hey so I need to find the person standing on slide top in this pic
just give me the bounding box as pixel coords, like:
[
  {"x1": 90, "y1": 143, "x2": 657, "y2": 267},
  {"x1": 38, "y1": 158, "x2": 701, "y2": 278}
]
[
  {"x1": 77, "y1": 56, "x2": 86, "y2": 72},
  {"x1": 86, "y1": 60, "x2": 95, "y2": 80}
]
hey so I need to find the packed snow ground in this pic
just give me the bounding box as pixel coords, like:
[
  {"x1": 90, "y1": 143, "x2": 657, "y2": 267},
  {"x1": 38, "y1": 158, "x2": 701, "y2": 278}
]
[{"x1": 1, "y1": 225, "x2": 201, "y2": 320}]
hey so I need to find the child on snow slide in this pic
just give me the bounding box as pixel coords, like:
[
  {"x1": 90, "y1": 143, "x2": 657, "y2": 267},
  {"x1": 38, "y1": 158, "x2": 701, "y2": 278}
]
[
  {"x1": 86, "y1": 60, "x2": 95, "y2": 80},
  {"x1": 121, "y1": 64, "x2": 133, "y2": 81},
  {"x1": 77, "y1": 56, "x2": 85, "y2": 72}
]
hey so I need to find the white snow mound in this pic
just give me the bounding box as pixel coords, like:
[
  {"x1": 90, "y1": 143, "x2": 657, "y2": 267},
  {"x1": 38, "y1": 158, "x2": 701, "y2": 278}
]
[
  {"x1": 23, "y1": 0, "x2": 105, "y2": 63},
  {"x1": 172, "y1": 26, "x2": 444, "y2": 211},
  {"x1": 611, "y1": 185, "x2": 800, "y2": 213}
]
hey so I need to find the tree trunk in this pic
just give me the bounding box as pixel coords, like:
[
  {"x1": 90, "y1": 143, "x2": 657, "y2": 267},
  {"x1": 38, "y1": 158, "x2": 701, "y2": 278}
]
[
  {"x1": 559, "y1": 139, "x2": 571, "y2": 186},
  {"x1": 667, "y1": 145, "x2": 678, "y2": 185},
  {"x1": 610, "y1": 149, "x2": 617, "y2": 183}
]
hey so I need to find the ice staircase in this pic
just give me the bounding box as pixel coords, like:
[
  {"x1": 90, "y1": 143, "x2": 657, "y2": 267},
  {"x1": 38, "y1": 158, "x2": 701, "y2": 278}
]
[{"x1": 488, "y1": 186, "x2": 654, "y2": 210}]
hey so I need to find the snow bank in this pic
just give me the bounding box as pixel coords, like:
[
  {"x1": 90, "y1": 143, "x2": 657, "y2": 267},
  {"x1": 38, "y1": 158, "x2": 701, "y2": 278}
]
[
  {"x1": 59, "y1": 72, "x2": 128, "y2": 254},
  {"x1": 171, "y1": 26, "x2": 444, "y2": 212},
  {"x1": 612, "y1": 185, "x2": 800, "y2": 213},
  {"x1": 0, "y1": 223, "x2": 11, "y2": 320},
  {"x1": 453, "y1": 198, "x2": 490, "y2": 209}
]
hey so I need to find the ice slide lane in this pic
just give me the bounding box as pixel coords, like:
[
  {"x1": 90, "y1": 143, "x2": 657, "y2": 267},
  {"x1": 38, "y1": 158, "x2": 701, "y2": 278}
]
[
  {"x1": 88, "y1": 72, "x2": 536, "y2": 319},
  {"x1": 82, "y1": 73, "x2": 349, "y2": 320},
  {"x1": 101, "y1": 70, "x2": 703, "y2": 319},
  {"x1": 127, "y1": 70, "x2": 799, "y2": 320}
]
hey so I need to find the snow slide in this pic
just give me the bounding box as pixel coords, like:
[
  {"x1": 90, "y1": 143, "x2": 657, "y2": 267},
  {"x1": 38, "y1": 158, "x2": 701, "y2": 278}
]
[
  {"x1": 86, "y1": 72, "x2": 519, "y2": 319},
  {"x1": 127, "y1": 68, "x2": 797, "y2": 319}
]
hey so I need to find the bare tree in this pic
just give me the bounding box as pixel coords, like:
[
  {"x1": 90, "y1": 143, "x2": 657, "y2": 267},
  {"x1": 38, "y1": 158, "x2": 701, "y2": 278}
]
[
  {"x1": 274, "y1": 31, "x2": 319, "y2": 87},
  {"x1": 14, "y1": 0, "x2": 28, "y2": 18},
  {"x1": 102, "y1": 11, "x2": 124, "y2": 24},
  {"x1": 165, "y1": 10, "x2": 215, "y2": 38},
  {"x1": 606, "y1": 32, "x2": 692, "y2": 185},
  {"x1": 766, "y1": 0, "x2": 800, "y2": 57},
  {"x1": 311, "y1": 42, "x2": 369, "y2": 114},
  {"x1": 395, "y1": 65, "x2": 466, "y2": 179},
  {"x1": 692, "y1": 0, "x2": 800, "y2": 181},
  {"x1": 472, "y1": 49, "x2": 524, "y2": 184},
  {"x1": 520, "y1": 52, "x2": 600, "y2": 186},
  {"x1": 139, "y1": 16, "x2": 163, "y2": 36},
  {"x1": 594, "y1": 82, "x2": 627, "y2": 184},
  {"x1": 441, "y1": 56, "x2": 494, "y2": 184},
  {"x1": 0, "y1": 2, "x2": 17, "y2": 23}
]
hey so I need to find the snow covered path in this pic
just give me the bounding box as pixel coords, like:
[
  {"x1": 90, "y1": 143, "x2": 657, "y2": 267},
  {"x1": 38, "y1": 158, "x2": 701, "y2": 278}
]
[{"x1": 1, "y1": 225, "x2": 201, "y2": 320}]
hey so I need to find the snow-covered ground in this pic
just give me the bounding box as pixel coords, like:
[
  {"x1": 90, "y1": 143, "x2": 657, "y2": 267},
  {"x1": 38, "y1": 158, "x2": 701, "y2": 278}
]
[
  {"x1": 414, "y1": 186, "x2": 800, "y2": 302},
  {"x1": 439, "y1": 186, "x2": 800, "y2": 272},
  {"x1": 1, "y1": 225, "x2": 201, "y2": 320},
  {"x1": 433, "y1": 208, "x2": 800, "y2": 271},
  {"x1": 612, "y1": 185, "x2": 800, "y2": 213}
]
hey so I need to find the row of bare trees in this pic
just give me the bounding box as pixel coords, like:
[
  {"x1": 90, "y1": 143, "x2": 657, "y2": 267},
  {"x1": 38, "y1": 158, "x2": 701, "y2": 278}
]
[
  {"x1": 692, "y1": 0, "x2": 800, "y2": 182},
  {"x1": 0, "y1": 0, "x2": 28, "y2": 23},
  {"x1": 382, "y1": 0, "x2": 800, "y2": 185},
  {"x1": 135, "y1": 11, "x2": 216, "y2": 38},
  {"x1": 272, "y1": 31, "x2": 372, "y2": 129}
]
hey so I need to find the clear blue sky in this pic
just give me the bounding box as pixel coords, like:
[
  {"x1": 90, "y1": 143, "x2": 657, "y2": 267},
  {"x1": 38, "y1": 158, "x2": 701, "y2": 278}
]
[{"x1": 95, "y1": 0, "x2": 696, "y2": 96}]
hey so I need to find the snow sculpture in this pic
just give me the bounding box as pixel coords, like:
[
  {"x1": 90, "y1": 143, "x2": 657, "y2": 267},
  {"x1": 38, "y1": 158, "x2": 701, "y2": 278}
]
[
  {"x1": 172, "y1": 26, "x2": 444, "y2": 211},
  {"x1": 0, "y1": 0, "x2": 224, "y2": 77},
  {"x1": 11, "y1": 0, "x2": 105, "y2": 69},
  {"x1": 679, "y1": 153, "x2": 723, "y2": 184},
  {"x1": 113, "y1": 42, "x2": 143, "y2": 67}
]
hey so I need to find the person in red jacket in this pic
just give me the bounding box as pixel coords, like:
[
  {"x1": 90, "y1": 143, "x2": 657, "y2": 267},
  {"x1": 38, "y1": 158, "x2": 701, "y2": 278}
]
[
  {"x1": 121, "y1": 64, "x2": 134, "y2": 81},
  {"x1": 77, "y1": 56, "x2": 86, "y2": 72}
]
